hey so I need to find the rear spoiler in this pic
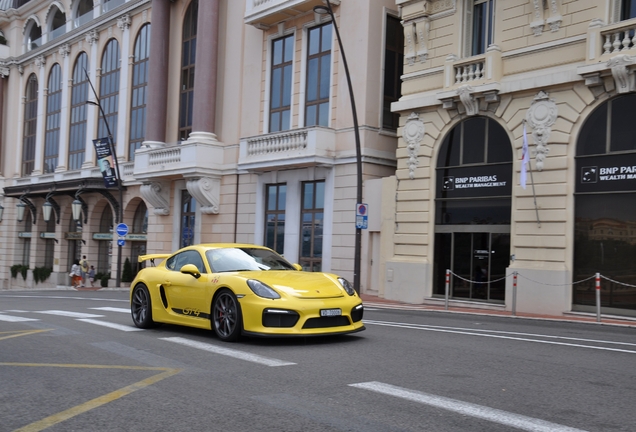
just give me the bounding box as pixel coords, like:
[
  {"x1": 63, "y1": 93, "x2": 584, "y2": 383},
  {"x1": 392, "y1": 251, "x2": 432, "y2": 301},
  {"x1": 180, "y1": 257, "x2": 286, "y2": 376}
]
[{"x1": 138, "y1": 254, "x2": 170, "y2": 266}]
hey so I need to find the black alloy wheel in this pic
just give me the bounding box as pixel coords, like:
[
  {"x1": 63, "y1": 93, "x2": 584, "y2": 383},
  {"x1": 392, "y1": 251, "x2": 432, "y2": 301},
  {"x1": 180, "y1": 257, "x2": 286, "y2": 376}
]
[
  {"x1": 131, "y1": 284, "x2": 155, "y2": 329},
  {"x1": 212, "y1": 289, "x2": 242, "y2": 342}
]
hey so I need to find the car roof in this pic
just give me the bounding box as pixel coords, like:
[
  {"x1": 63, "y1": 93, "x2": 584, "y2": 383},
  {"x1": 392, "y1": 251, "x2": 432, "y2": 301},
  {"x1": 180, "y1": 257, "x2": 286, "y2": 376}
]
[{"x1": 188, "y1": 243, "x2": 270, "y2": 251}]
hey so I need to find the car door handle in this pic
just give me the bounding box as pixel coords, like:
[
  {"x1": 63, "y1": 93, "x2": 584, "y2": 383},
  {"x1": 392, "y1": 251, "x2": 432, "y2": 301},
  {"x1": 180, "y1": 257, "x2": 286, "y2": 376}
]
[{"x1": 164, "y1": 280, "x2": 172, "y2": 287}]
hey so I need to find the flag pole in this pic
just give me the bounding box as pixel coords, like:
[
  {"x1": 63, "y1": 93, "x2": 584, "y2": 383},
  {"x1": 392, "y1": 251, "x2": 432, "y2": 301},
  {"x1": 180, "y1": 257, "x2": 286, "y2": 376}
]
[{"x1": 523, "y1": 120, "x2": 541, "y2": 228}]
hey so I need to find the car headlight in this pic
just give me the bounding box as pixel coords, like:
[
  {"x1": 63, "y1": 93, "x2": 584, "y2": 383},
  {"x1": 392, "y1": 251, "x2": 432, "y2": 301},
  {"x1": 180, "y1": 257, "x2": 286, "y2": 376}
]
[
  {"x1": 247, "y1": 279, "x2": 281, "y2": 299},
  {"x1": 338, "y1": 277, "x2": 355, "y2": 296}
]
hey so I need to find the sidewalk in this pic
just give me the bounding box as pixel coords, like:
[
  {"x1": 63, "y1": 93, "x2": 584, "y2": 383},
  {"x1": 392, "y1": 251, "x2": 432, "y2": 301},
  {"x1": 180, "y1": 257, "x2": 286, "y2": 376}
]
[{"x1": 360, "y1": 294, "x2": 636, "y2": 328}]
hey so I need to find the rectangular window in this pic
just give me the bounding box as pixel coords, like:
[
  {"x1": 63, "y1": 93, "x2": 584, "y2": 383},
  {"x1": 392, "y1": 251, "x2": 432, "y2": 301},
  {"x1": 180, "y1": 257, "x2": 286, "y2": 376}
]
[
  {"x1": 270, "y1": 35, "x2": 293, "y2": 133},
  {"x1": 299, "y1": 180, "x2": 324, "y2": 271},
  {"x1": 622, "y1": 0, "x2": 636, "y2": 20},
  {"x1": 469, "y1": 0, "x2": 494, "y2": 56},
  {"x1": 180, "y1": 190, "x2": 196, "y2": 248},
  {"x1": 383, "y1": 14, "x2": 404, "y2": 131},
  {"x1": 264, "y1": 184, "x2": 286, "y2": 254},
  {"x1": 305, "y1": 23, "x2": 332, "y2": 127}
]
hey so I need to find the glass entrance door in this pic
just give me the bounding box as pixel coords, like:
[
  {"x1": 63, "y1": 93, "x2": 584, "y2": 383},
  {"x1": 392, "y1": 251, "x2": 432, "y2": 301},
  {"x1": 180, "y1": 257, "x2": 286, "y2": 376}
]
[{"x1": 434, "y1": 230, "x2": 509, "y2": 302}]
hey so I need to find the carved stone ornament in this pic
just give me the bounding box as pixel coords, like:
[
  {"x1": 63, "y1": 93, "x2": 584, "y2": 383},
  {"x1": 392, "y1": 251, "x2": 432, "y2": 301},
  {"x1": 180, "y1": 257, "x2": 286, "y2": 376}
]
[
  {"x1": 117, "y1": 14, "x2": 131, "y2": 31},
  {"x1": 140, "y1": 182, "x2": 170, "y2": 216},
  {"x1": 35, "y1": 55, "x2": 45, "y2": 68},
  {"x1": 457, "y1": 85, "x2": 478, "y2": 115},
  {"x1": 186, "y1": 177, "x2": 220, "y2": 214},
  {"x1": 85, "y1": 29, "x2": 99, "y2": 45},
  {"x1": 0, "y1": 62, "x2": 9, "y2": 78},
  {"x1": 607, "y1": 54, "x2": 635, "y2": 94},
  {"x1": 402, "y1": 112, "x2": 425, "y2": 179},
  {"x1": 525, "y1": 91, "x2": 557, "y2": 172},
  {"x1": 59, "y1": 43, "x2": 70, "y2": 58},
  {"x1": 415, "y1": 19, "x2": 430, "y2": 63}
]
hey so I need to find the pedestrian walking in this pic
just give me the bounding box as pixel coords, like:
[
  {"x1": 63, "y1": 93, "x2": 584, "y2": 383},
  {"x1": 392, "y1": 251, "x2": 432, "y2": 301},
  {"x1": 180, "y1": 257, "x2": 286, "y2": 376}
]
[
  {"x1": 88, "y1": 265, "x2": 96, "y2": 288},
  {"x1": 80, "y1": 255, "x2": 89, "y2": 287},
  {"x1": 70, "y1": 259, "x2": 82, "y2": 288}
]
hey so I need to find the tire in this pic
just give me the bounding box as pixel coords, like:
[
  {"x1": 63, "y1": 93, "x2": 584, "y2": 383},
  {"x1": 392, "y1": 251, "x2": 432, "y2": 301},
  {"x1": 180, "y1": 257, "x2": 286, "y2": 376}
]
[
  {"x1": 131, "y1": 284, "x2": 155, "y2": 329},
  {"x1": 212, "y1": 289, "x2": 242, "y2": 342}
]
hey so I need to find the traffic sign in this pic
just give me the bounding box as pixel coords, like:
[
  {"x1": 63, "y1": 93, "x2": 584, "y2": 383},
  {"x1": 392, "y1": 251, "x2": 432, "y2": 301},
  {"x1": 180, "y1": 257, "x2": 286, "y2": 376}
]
[
  {"x1": 356, "y1": 203, "x2": 368, "y2": 229},
  {"x1": 116, "y1": 223, "x2": 129, "y2": 237},
  {"x1": 118, "y1": 238, "x2": 126, "y2": 246}
]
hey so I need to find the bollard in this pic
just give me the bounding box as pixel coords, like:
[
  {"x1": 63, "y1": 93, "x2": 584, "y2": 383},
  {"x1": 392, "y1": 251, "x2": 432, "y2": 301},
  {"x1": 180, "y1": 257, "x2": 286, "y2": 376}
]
[
  {"x1": 512, "y1": 271, "x2": 518, "y2": 317},
  {"x1": 595, "y1": 272, "x2": 601, "y2": 323},
  {"x1": 445, "y1": 269, "x2": 450, "y2": 311}
]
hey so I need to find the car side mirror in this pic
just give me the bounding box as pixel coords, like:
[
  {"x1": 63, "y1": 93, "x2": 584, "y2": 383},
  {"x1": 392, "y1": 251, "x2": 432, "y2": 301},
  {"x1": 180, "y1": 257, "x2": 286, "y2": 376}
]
[
  {"x1": 180, "y1": 264, "x2": 201, "y2": 279},
  {"x1": 292, "y1": 263, "x2": 302, "y2": 271}
]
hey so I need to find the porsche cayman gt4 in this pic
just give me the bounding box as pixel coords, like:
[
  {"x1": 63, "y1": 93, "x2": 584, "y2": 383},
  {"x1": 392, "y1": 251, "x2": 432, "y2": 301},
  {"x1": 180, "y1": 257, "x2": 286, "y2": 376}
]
[{"x1": 130, "y1": 244, "x2": 365, "y2": 341}]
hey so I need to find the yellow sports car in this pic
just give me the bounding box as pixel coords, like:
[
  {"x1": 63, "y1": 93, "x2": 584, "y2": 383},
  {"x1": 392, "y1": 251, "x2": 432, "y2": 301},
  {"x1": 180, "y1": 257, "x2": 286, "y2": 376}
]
[{"x1": 130, "y1": 243, "x2": 365, "y2": 341}]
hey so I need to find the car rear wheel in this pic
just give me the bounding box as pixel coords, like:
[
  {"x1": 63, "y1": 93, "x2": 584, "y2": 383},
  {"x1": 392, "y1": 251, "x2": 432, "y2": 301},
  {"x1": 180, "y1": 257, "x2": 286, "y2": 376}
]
[
  {"x1": 212, "y1": 289, "x2": 242, "y2": 342},
  {"x1": 131, "y1": 284, "x2": 155, "y2": 329}
]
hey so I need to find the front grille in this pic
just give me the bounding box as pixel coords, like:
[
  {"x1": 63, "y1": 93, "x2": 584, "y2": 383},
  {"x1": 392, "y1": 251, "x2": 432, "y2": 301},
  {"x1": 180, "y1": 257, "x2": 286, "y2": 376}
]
[
  {"x1": 262, "y1": 310, "x2": 299, "y2": 328},
  {"x1": 351, "y1": 305, "x2": 363, "y2": 322},
  {"x1": 302, "y1": 316, "x2": 350, "y2": 329}
]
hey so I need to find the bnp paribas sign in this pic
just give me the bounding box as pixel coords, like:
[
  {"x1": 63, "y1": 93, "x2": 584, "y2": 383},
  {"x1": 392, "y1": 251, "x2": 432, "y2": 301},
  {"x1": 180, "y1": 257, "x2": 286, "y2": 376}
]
[{"x1": 576, "y1": 153, "x2": 636, "y2": 193}]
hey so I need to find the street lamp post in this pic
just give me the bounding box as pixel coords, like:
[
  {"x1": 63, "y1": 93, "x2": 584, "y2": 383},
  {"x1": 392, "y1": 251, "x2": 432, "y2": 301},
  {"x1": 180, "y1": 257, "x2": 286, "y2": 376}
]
[
  {"x1": 86, "y1": 73, "x2": 124, "y2": 287},
  {"x1": 314, "y1": 0, "x2": 363, "y2": 293}
]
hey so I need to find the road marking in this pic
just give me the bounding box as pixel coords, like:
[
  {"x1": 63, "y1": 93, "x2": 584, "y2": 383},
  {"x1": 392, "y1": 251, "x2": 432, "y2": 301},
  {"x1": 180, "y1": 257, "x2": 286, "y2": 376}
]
[
  {"x1": 0, "y1": 329, "x2": 52, "y2": 340},
  {"x1": 350, "y1": 381, "x2": 588, "y2": 432},
  {"x1": 364, "y1": 319, "x2": 636, "y2": 354},
  {"x1": 0, "y1": 314, "x2": 39, "y2": 322},
  {"x1": 34, "y1": 310, "x2": 104, "y2": 318},
  {"x1": 89, "y1": 307, "x2": 130, "y2": 313},
  {"x1": 76, "y1": 319, "x2": 142, "y2": 332},
  {"x1": 6, "y1": 364, "x2": 181, "y2": 432},
  {"x1": 0, "y1": 294, "x2": 128, "y2": 303},
  {"x1": 161, "y1": 336, "x2": 296, "y2": 367}
]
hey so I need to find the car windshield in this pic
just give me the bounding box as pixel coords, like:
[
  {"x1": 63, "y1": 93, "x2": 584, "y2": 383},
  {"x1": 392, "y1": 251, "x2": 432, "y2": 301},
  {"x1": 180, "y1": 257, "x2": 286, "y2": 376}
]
[{"x1": 205, "y1": 248, "x2": 296, "y2": 273}]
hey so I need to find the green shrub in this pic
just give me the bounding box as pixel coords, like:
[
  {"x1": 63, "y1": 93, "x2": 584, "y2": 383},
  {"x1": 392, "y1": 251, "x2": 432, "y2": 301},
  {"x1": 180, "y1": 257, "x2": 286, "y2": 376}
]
[
  {"x1": 121, "y1": 258, "x2": 134, "y2": 283},
  {"x1": 101, "y1": 273, "x2": 110, "y2": 287},
  {"x1": 33, "y1": 267, "x2": 52, "y2": 284},
  {"x1": 10, "y1": 264, "x2": 29, "y2": 280}
]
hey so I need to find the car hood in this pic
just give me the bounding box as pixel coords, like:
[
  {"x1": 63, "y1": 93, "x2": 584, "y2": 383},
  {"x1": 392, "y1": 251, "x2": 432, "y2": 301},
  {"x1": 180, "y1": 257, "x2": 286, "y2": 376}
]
[{"x1": 245, "y1": 271, "x2": 347, "y2": 299}]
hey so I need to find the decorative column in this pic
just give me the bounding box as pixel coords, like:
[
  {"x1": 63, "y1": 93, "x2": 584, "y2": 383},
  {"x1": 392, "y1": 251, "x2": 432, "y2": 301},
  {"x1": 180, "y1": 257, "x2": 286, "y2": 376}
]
[
  {"x1": 0, "y1": 62, "x2": 8, "y2": 174},
  {"x1": 188, "y1": 0, "x2": 219, "y2": 144},
  {"x1": 14, "y1": 65, "x2": 25, "y2": 177},
  {"x1": 56, "y1": 43, "x2": 70, "y2": 172},
  {"x1": 32, "y1": 55, "x2": 46, "y2": 175},
  {"x1": 116, "y1": 14, "x2": 131, "y2": 159},
  {"x1": 84, "y1": 29, "x2": 99, "y2": 167},
  {"x1": 143, "y1": 0, "x2": 171, "y2": 147}
]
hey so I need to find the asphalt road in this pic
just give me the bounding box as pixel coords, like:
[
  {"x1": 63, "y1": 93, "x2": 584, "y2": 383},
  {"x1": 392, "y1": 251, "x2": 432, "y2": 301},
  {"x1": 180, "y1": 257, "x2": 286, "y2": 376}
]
[{"x1": 1, "y1": 290, "x2": 634, "y2": 432}]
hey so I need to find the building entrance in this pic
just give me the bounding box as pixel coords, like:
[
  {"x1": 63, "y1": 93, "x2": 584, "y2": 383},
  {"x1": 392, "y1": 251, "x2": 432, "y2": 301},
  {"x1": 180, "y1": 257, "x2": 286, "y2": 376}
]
[{"x1": 434, "y1": 228, "x2": 509, "y2": 301}]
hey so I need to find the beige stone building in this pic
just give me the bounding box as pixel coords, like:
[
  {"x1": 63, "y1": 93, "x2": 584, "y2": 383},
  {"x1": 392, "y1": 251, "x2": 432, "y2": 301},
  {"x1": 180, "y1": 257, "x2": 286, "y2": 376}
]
[
  {"x1": 383, "y1": 0, "x2": 636, "y2": 317},
  {"x1": 0, "y1": 0, "x2": 402, "y2": 292}
]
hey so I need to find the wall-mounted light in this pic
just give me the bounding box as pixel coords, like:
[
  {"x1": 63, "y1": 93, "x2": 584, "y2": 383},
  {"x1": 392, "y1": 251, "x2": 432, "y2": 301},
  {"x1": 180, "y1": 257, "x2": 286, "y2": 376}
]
[
  {"x1": 72, "y1": 198, "x2": 83, "y2": 222},
  {"x1": 16, "y1": 200, "x2": 26, "y2": 222},
  {"x1": 42, "y1": 201, "x2": 53, "y2": 222}
]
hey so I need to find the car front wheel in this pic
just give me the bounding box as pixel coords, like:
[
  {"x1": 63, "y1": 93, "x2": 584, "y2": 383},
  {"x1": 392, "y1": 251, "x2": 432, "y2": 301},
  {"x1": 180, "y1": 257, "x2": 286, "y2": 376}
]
[
  {"x1": 131, "y1": 284, "x2": 155, "y2": 329},
  {"x1": 212, "y1": 289, "x2": 242, "y2": 342}
]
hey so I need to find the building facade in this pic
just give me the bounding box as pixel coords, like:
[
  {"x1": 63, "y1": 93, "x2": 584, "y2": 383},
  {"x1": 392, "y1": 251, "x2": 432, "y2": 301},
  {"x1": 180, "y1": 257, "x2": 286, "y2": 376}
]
[
  {"x1": 0, "y1": 0, "x2": 402, "y2": 292},
  {"x1": 382, "y1": 0, "x2": 636, "y2": 317}
]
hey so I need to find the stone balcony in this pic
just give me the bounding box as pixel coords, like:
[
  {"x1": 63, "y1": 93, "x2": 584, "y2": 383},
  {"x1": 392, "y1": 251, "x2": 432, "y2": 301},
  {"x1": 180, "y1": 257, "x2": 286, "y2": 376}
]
[
  {"x1": 579, "y1": 18, "x2": 636, "y2": 95},
  {"x1": 244, "y1": 0, "x2": 337, "y2": 29},
  {"x1": 238, "y1": 127, "x2": 336, "y2": 172}
]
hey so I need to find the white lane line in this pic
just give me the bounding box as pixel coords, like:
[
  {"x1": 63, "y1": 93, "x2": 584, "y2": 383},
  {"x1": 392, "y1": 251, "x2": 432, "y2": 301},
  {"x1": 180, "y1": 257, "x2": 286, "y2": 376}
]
[
  {"x1": 34, "y1": 310, "x2": 104, "y2": 318},
  {"x1": 76, "y1": 318, "x2": 143, "y2": 332},
  {"x1": 350, "y1": 382, "x2": 588, "y2": 432},
  {"x1": 0, "y1": 314, "x2": 39, "y2": 322},
  {"x1": 366, "y1": 320, "x2": 636, "y2": 347},
  {"x1": 364, "y1": 320, "x2": 636, "y2": 354},
  {"x1": 90, "y1": 307, "x2": 131, "y2": 313},
  {"x1": 161, "y1": 336, "x2": 296, "y2": 367}
]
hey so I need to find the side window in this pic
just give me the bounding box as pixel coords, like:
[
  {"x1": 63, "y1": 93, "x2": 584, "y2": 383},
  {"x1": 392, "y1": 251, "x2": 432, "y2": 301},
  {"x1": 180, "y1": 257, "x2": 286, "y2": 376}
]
[
  {"x1": 166, "y1": 254, "x2": 178, "y2": 271},
  {"x1": 177, "y1": 250, "x2": 206, "y2": 273}
]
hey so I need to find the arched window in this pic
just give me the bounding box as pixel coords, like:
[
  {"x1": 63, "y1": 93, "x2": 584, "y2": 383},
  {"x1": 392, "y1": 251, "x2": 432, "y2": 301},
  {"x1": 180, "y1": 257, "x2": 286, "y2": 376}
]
[
  {"x1": 179, "y1": 0, "x2": 197, "y2": 141},
  {"x1": 69, "y1": 52, "x2": 89, "y2": 170},
  {"x1": 129, "y1": 23, "x2": 150, "y2": 160},
  {"x1": 49, "y1": 6, "x2": 66, "y2": 41},
  {"x1": 22, "y1": 74, "x2": 38, "y2": 176},
  {"x1": 434, "y1": 116, "x2": 512, "y2": 302},
  {"x1": 574, "y1": 94, "x2": 636, "y2": 312},
  {"x1": 98, "y1": 39, "x2": 120, "y2": 145},
  {"x1": 26, "y1": 20, "x2": 42, "y2": 51},
  {"x1": 74, "y1": 0, "x2": 93, "y2": 28},
  {"x1": 44, "y1": 63, "x2": 62, "y2": 173}
]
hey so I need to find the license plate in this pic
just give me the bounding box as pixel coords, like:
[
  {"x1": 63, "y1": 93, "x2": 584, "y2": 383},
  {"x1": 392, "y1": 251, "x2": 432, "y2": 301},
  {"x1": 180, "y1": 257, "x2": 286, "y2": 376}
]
[{"x1": 320, "y1": 308, "x2": 342, "y2": 317}]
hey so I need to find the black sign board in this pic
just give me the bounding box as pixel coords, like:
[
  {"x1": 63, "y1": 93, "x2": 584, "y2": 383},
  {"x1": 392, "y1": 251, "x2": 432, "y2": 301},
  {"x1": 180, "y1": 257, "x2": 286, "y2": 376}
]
[
  {"x1": 93, "y1": 137, "x2": 118, "y2": 188},
  {"x1": 576, "y1": 153, "x2": 636, "y2": 193},
  {"x1": 436, "y1": 163, "x2": 512, "y2": 199}
]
